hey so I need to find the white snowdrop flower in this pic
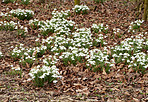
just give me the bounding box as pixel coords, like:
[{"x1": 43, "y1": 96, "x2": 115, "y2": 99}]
[
  {"x1": 53, "y1": 80, "x2": 58, "y2": 83},
  {"x1": 89, "y1": 60, "x2": 96, "y2": 65},
  {"x1": 29, "y1": 73, "x2": 34, "y2": 77},
  {"x1": 110, "y1": 64, "x2": 114, "y2": 67},
  {"x1": 128, "y1": 65, "x2": 132, "y2": 68},
  {"x1": 24, "y1": 27, "x2": 28, "y2": 32},
  {"x1": 143, "y1": 65, "x2": 148, "y2": 68},
  {"x1": 0, "y1": 51, "x2": 3, "y2": 56},
  {"x1": 24, "y1": 52, "x2": 28, "y2": 56},
  {"x1": 39, "y1": 73, "x2": 46, "y2": 79},
  {"x1": 110, "y1": 59, "x2": 115, "y2": 64},
  {"x1": 119, "y1": 53, "x2": 123, "y2": 56},
  {"x1": 122, "y1": 59, "x2": 125, "y2": 61},
  {"x1": 36, "y1": 65, "x2": 40, "y2": 69},
  {"x1": 127, "y1": 60, "x2": 130, "y2": 63},
  {"x1": 55, "y1": 53, "x2": 59, "y2": 56},
  {"x1": 134, "y1": 63, "x2": 137, "y2": 66},
  {"x1": 112, "y1": 54, "x2": 118, "y2": 57},
  {"x1": 86, "y1": 64, "x2": 90, "y2": 66},
  {"x1": 139, "y1": 62, "x2": 145, "y2": 65},
  {"x1": 52, "y1": 74, "x2": 59, "y2": 78},
  {"x1": 43, "y1": 59, "x2": 48, "y2": 64},
  {"x1": 11, "y1": 67, "x2": 15, "y2": 70}
]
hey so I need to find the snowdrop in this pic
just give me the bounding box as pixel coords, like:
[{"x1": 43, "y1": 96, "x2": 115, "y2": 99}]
[
  {"x1": 73, "y1": 5, "x2": 90, "y2": 14},
  {"x1": 92, "y1": 23, "x2": 109, "y2": 34},
  {"x1": 0, "y1": 51, "x2": 3, "y2": 59},
  {"x1": 128, "y1": 20, "x2": 144, "y2": 33},
  {"x1": 111, "y1": 32, "x2": 147, "y2": 74},
  {"x1": 10, "y1": 65, "x2": 22, "y2": 76},
  {"x1": 10, "y1": 9, "x2": 34, "y2": 20},
  {"x1": 0, "y1": 21, "x2": 17, "y2": 31},
  {"x1": 29, "y1": 65, "x2": 62, "y2": 87},
  {"x1": 52, "y1": 9, "x2": 70, "y2": 19},
  {"x1": 86, "y1": 49, "x2": 111, "y2": 72},
  {"x1": 10, "y1": 44, "x2": 26, "y2": 60},
  {"x1": 0, "y1": 12, "x2": 11, "y2": 17},
  {"x1": 29, "y1": 19, "x2": 45, "y2": 29}
]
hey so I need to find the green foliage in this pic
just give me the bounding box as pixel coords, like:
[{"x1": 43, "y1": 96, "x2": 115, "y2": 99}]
[
  {"x1": 0, "y1": 24, "x2": 14, "y2": 31},
  {"x1": 10, "y1": 45, "x2": 25, "y2": 61},
  {"x1": 17, "y1": 29, "x2": 26, "y2": 38},
  {"x1": 8, "y1": 68, "x2": 22, "y2": 77},
  {"x1": 12, "y1": 12, "x2": 33, "y2": 20},
  {"x1": 74, "y1": 0, "x2": 80, "y2": 5},
  {"x1": 73, "y1": 5, "x2": 90, "y2": 15},
  {"x1": 1, "y1": 15, "x2": 13, "y2": 21},
  {"x1": 91, "y1": 24, "x2": 109, "y2": 34},
  {"x1": 0, "y1": 21, "x2": 16, "y2": 31},
  {"x1": 41, "y1": 28, "x2": 54, "y2": 36},
  {"x1": 128, "y1": 20, "x2": 144, "y2": 33},
  {"x1": 21, "y1": 0, "x2": 30, "y2": 5},
  {"x1": 94, "y1": 0, "x2": 105, "y2": 3},
  {"x1": 36, "y1": 49, "x2": 45, "y2": 57},
  {"x1": 10, "y1": 51, "x2": 24, "y2": 61},
  {"x1": 29, "y1": 65, "x2": 61, "y2": 87},
  {"x1": 2, "y1": 0, "x2": 16, "y2": 4},
  {"x1": 20, "y1": 57, "x2": 35, "y2": 67},
  {"x1": 10, "y1": 9, "x2": 34, "y2": 20},
  {"x1": 30, "y1": 21, "x2": 44, "y2": 30},
  {"x1": 33, "y1": 70, "x2": 55, "y2": 87}
]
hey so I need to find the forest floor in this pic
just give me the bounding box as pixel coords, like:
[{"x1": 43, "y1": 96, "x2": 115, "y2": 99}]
[{"x1": 0, "y1": 0, "x2": 148, "y2": 101}]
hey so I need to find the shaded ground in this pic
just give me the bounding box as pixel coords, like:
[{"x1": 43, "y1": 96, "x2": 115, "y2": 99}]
[{"x1": 0, "y1": 0, "x2": 148, "y2": 101}]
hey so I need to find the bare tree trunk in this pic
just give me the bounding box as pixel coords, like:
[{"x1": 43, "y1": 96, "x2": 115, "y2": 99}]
[
  {"x1": 143, "y1": 0, "x2": 148, "y2": 21},
  {"x1": 74, "y1": 0, "x2": 80, "y2": 5}
]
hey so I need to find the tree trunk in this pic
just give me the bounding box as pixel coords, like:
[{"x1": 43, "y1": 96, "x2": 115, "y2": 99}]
[
  {"x1": 74, "y1": 0, "x2": 80, "y2": 5},
  {"x1": 143, "y1": 0, "x2": 148, "y2": 21}
]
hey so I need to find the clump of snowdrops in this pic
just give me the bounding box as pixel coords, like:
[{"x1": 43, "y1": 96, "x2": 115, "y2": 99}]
[
  {"x1": 10, "y1": 9, "x2": 34, "y2": 20},
  {"x1": 92, "y1": 23, "x2": 109, "y2": 34},
  {"x1": 73, "y1": 5, "x2": 90, "y2": 14},
  {"x1": 10, "y1": 44, "x2": 26, "y2": 60},
  {"x1": 29, "y1": 19, "x2": 45, "y2": 30},
  {"x1": 10, "y1": 43, "x2": 48, "y2": 67},
  {"x1": 0, "y1": 21, "x2": 28, "y2": 38},
  {"x1": 0, "y1": 20, "x2": 28, "y2": 36},
  {"x1": 36, "y1": 9, "x2": 74, "y2": 36},
  {"x1": 28, "y1": 65, "x2": 62, "y2": 87},
  {"x1": 0, "y1": 21, "x2": 17, "y2": 31},
  {"x1": 52, "y1": 9, "x2": 71, "y2": 19},
  {"x1": 9, "y1": 65, "x2": 22, "y2": 77},
  {"x1": 0, "y1": 12, "x2": 12, "y2": 21},
  {"x1": 128, "y1": 19, "x2": 144, "y2": 33},
  {"x1": 110, "y1": 33, "x2": 148, "y2": 74}
]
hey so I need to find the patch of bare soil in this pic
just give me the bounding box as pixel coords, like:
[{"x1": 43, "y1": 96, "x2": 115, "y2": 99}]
[{"x1": 0, "y1": 30, "x2": 38, "y2": 56}]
